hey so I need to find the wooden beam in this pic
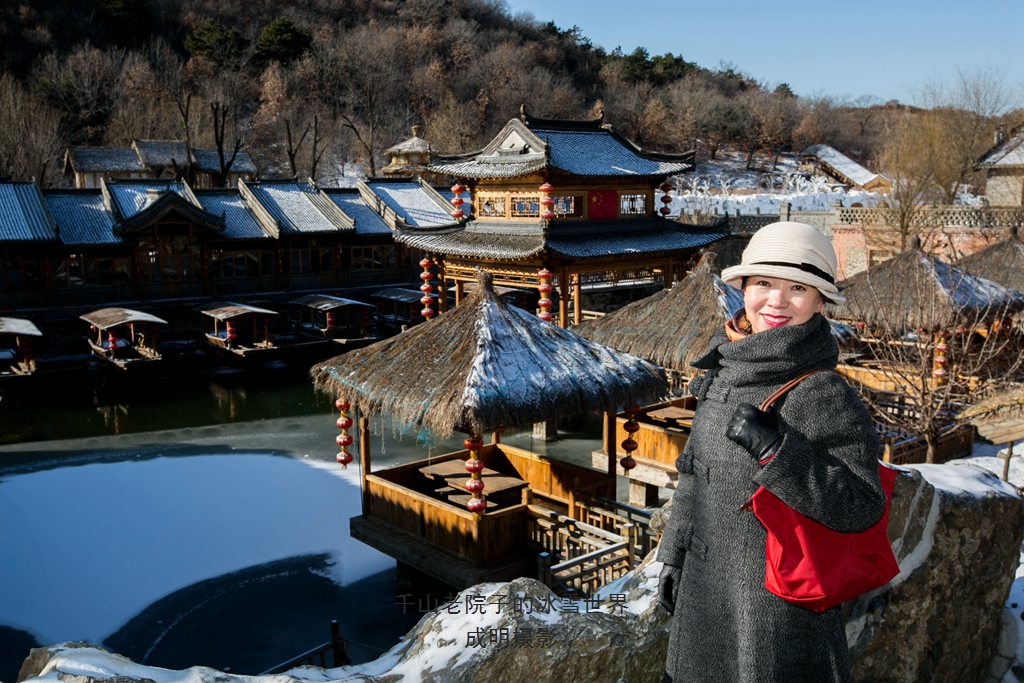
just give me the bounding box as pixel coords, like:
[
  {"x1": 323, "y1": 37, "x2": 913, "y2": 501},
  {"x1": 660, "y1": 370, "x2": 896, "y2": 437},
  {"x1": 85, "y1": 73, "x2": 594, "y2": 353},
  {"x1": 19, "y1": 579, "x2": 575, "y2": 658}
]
[
  {"x1": 359, "y1": 412, "x2": 371, "y2": 512},
  {"x1": 437, "y1": 260, "x2": 448, "y2": 312},
  {"x1": 603, "y1": 409, "x2": 618, "y2": 498},
  {"x1": 664, "y1": 259, "x2": 673, "y2": 289},
  {"x1": 454, "y1": 280, "x2": 463, "y2": 306},
  {"x1": 558, "y1": 266, "x2": 570, "y2": 328},
  {"x1": 572, "y1": 272, "x2": 581, "y2": 326}
]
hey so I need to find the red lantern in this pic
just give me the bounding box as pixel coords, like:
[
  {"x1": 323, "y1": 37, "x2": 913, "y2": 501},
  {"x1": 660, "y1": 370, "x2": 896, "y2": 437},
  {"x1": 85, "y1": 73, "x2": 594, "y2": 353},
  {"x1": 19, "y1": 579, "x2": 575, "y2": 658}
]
[
  {"x1": 464, "y1": 437, "x2": 484, "y2": 451},
  {"x1": 336, "y1": 433, "x2": 354, "y2": 447},
  {"x1": 619, "y1": 455, "x2": 637, "y2": 471},
  {"x1": 538, "y1": 311, "x2": 554, "y2": 322},
  {"x1": 450, "y1": 184, "x2": 465, "y2": 219},
  {"x1": 335, "y1": 399, "x2": 350, "y2": 411},
  {"x1": 451, "y1": 183, "x2": 464, "y2": 194},
  {"x1": 465, "y1": 458, "x2": 485, "y2": 474},
  {"x1": 537, "y1": 282, "x2": 553, "y2": 295},
  {"x1": 467, "y1": 497, "x2": 487, "y2": 514},
  {"x1": 420, "y1": 258, "x2": 435, "y2": 319},
  {"x1": 465, "y1": 478, "x2": 485, "y2": 495},
  {"x1": 660, "y1": 195, "x2": 673, "y2": 204},
  {"x1": 659, "y1": 206, "x2": 672, "y2": 216},
  {"x1": 336, "y1": 416, "x2": 353, "y2": 430},
  {"x1": 336, "y1": 451, "x2": 353, "y2": 466},
  {"x1": 660, "y1": 182, "x2": 673, "y2": 193},
  {"x1": 624, "y1": 420, "x2": 641, "y2": 434}
]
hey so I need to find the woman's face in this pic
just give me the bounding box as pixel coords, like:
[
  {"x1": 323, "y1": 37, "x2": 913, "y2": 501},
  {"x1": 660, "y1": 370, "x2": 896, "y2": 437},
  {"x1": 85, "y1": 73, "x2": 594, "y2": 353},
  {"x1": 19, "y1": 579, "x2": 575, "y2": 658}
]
[{"x1": 743, "y1": 276, "x2": 824, "y2": 334}]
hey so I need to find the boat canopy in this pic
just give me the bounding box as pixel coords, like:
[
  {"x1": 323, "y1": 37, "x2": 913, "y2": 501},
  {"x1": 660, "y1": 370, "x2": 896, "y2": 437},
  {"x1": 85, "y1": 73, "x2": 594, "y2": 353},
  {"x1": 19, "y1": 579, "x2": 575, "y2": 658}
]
[
  {"x1": 0, "y1": 317, "x2": 43, "y2": 337},
  {"x1": 197, "y1": 302, "x2": 278, "y2": 320},
  {"x1": 289, "y1": 294, "x2": 375, "y2": 311},
  {"x1": 79, "y1": 307, "x2": 168, "y2": 329},
  {"x1": 372, "y1": 288, "x2": 437, "y2": 304}
]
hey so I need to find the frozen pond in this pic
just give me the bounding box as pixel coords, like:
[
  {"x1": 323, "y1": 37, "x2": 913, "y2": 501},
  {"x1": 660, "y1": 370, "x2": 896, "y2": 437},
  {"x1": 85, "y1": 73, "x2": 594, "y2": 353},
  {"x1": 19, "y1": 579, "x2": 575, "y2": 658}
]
[{"x1": 0, "y1": 393, "x2": 605, "y2": 681}]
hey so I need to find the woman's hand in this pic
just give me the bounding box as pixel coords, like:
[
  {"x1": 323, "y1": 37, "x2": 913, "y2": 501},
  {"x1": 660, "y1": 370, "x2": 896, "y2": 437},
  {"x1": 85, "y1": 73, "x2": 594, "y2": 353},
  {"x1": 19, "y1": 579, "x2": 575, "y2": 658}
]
[
  {"x1": 658, "y1": 563, "x2": 682, "y2": 614},
  {"x1": 726, "y1": 403, "x2": 783, "y2": 461}
]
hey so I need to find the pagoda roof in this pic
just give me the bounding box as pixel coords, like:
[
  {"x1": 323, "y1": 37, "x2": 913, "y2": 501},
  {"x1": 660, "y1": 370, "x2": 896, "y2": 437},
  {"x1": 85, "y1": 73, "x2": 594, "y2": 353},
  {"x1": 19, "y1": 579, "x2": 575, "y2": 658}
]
[
  {"x1": 394, "y1": 217, "x2": 726, "y2": 261},
  {"x1": 429, "y1": 111, "x2": 693, "y2": 180}
]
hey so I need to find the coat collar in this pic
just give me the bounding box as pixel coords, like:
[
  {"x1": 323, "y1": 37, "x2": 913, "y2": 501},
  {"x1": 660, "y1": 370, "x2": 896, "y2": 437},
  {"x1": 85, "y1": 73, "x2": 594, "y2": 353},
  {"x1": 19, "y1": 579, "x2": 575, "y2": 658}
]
[{"x1": 690, "y1": 313, "x2": 838, "y2": 387}]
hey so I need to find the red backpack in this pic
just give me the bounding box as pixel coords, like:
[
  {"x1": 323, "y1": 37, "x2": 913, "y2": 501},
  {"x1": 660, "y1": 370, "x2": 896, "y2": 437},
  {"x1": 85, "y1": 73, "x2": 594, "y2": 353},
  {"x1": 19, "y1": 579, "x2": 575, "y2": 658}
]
[{"x1": 748, "y1": 370, "x2": 900, "y2": 613}]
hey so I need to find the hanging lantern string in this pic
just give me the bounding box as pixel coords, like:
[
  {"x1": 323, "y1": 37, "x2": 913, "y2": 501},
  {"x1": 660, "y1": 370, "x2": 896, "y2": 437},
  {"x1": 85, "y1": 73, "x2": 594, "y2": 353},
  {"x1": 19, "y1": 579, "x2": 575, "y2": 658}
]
[
  {"x1": 620, "y1": 405, "x2": 640, "y2": 471},
  {"x1": 420, "y1": 257, "x2": 435, "y2": 320},
  {"x1": 464, "y1": 435, "x2": 486, "y2": 514},
  {"x1": 335, "y1": 398, "x2": 354, "y2": 467},
  {"x1": 537, "y1": 268, "x2": 554, "y2": 323}
]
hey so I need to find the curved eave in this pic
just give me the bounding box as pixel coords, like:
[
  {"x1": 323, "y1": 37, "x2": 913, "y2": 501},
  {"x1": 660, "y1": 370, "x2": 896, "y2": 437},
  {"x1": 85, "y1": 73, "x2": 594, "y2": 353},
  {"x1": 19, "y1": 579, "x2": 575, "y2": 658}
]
[
  {"x1": 80, "y1": 307, "x2": 168, "y2": 329},
  {"x1": 117, "y1": 193, "x2": 225, "y2": 234},
  {"x1": 395, "y1": 228, "x2": 546, "y2": 260}
]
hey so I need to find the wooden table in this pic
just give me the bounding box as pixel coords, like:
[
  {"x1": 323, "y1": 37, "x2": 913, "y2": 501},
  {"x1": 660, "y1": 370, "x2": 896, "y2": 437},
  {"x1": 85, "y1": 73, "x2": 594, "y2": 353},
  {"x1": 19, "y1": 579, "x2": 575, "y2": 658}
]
[
  {"x1": 646, "y1": 406, "x2": 695, "y2": 426},
  {"x1": 420, "y1": 459, "x2": 529, "y2": 496}
]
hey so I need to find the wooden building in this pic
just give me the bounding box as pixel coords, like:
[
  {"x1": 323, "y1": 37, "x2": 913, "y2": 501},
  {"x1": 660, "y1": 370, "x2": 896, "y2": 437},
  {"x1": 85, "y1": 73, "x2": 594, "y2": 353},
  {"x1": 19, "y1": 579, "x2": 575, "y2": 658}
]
[
  {"x1": 976, "y1": 124, "x2": 1024, "y2": 207},
  {"x1": 63, "y1": 140, "x2": 258, "y2": 189},
  {"x1": 396, "y1": 107, "x2": 725, "y2": 326},
  {"x1": 799, "y1": 144, "x2": 892, "y2": 193},
  {"x1": 0, "y1": 177, "x2": 460, "y2": 310}
]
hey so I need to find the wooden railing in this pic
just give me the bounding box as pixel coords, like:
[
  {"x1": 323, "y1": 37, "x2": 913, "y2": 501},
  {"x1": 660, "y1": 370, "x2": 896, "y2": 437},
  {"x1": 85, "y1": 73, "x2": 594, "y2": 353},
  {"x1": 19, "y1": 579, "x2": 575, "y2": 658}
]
[
  {"x1": 571, "y1": 493, "x2": 660, "y2": 565},
  {"x1": 541, "y1": 542, "x2": 632, "y2": 596},
  {"x1": 260, "y1": 619, "x2": 350, "y2": 675}
]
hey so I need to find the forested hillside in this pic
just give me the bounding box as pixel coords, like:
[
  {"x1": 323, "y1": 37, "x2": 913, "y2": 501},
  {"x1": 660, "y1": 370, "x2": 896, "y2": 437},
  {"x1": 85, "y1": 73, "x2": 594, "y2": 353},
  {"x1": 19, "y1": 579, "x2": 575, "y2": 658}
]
[{"x1": 0, "y1": 0, "x2": 1011, "y2": 190}]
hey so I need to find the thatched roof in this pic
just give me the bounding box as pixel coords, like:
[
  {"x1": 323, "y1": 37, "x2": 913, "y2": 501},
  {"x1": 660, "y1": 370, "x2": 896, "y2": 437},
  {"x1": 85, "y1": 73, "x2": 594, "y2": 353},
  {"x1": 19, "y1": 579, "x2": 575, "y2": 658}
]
[
  {"x1": 957, "y1": 231, "x2": 1024, "y2": 292},
  {"x1": 574, "y1": 253, "x2": 743, "y2": 372},
  {"x1": 311, "y1": 271, "x2": 667, "y2": 437},
  {"x1": 831, "y1": 247, "x2": 1024, "y2": 330},
  {"x1": 958, "y1": 386, "x2": 1024, "y2": 443}
]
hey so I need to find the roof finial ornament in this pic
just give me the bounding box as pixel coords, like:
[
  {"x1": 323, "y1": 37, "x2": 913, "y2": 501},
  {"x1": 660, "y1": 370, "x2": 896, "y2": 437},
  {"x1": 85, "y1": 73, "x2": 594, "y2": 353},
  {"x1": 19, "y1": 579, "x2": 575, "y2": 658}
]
[{"x1": 519, "y1": 103, "x2": 528, "y2": 123}]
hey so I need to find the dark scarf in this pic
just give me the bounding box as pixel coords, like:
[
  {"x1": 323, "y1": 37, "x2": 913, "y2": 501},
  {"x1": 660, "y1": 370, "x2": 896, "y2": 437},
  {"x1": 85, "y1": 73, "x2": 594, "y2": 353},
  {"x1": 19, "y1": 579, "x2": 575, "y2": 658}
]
[{"x1": 691, "y1": 312, "x2": 838, "y2": 389}]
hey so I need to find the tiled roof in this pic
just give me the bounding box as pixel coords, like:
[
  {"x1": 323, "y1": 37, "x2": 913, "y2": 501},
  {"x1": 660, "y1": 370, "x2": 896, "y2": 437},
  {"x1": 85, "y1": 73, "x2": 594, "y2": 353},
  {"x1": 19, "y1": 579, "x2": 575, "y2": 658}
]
[
  {"x1": 0, "y1": 183, "x2": 57, "y2": 242},
  {"x1": 394, "y1": 218, "x2": 724, "y2": 261},
  {"x1": 537, "y1": 128, "x2": 690, "y2": 177},
  {"x1": 363, "y1": 181, "x2": 454, "y2": 227},
  {"x1": 45, "y1": 191, "x2": 121, "y2": 245},
  {"x1": 196, "y1": 191, "x2": 270, "y2": 240},
  {"x1": 430, "y1": 157, "x2": 547, "y2": 179},
  {"x1": 385, "y1": 135, "x2": 431, "y2": 155},
  {"x1": 547, "y1": 223, "x2": 726, "y2": 258},
  {"x1": 245, "y1": 182, "x2": 349, "y2": 234},
  {"x1": 322, "y1": 190, "x2": 393, "y2": 235},
  {"x1": 191, "y1": 148, "x2": 258, "y2": 174},
  {"x1": 132, "y1": 140, "x2": 187, "y2": 169},
  {"x1": 66, "y1": 147, "x2": 145, "y2": 173},
  {"x1": 105, "y1": 180, "x2": 192, "y2": 219},
  {"x1": 977, "y1": 127, "x2": 1024, "y2": 168}
]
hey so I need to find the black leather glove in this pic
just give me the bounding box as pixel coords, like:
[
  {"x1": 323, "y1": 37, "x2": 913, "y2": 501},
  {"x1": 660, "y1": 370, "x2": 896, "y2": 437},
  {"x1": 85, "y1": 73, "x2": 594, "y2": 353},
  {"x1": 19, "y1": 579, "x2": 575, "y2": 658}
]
[
  {"x1": 726, "y1": 403, "x2": 783, "y2": 461},
  {"x1": 658, "y1": 563, "x2": 682, "y2": 614}
]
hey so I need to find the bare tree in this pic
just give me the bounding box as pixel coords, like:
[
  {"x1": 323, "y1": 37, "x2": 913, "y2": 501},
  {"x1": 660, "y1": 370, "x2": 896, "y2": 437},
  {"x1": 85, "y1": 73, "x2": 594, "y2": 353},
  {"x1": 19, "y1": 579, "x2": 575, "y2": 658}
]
[
  {"x1": 0, "y1": 71, "x2": 65, "y2": 184},
  {"x1": 837, "y1": 249, "x2": 1024, "y2": 462}
]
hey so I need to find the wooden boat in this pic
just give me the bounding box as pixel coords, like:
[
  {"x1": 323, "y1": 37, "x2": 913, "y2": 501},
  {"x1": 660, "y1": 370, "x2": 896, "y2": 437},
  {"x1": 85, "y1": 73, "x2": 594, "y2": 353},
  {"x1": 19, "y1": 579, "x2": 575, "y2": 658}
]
[
  {"x1": 197, "y1": 302, "x2": 278, "y2": 361},
  {"x1": 0, "y1": 317, "x2": 43, "y2": 384},
  {"x1": 79, "y1": 307, "x2": 167, "y2": 370},
  {"x1": 371, "y1": 287, "x2": 437, "y2": 333},
  {"x1": 287, "y1": 294, "x2": 380, "y2": 347}
]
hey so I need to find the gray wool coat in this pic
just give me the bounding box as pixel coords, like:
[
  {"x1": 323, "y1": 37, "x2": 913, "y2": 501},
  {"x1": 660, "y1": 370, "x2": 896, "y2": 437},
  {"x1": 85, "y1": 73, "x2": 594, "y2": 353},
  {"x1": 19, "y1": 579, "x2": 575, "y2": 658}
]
[{"x1": 657, "y1": 313, "x2": 885, "y2": 683}]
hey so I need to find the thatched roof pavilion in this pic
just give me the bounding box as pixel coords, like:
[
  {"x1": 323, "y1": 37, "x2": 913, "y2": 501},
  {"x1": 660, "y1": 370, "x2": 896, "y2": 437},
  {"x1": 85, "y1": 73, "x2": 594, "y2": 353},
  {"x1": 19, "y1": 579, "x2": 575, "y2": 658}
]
[
  {"x1": 958, "y1": 386, "x2": 1024, "y2": 445},
  {"x1": 311, "y1": 271, "x2": 666, "y2": 438},
  {"x1": 957, "y1": 229, "x2": 1024, "y2": 292},
  {"x1": 574, "y1": 253, "x2": 743, "y2": 373},
  {"x1": 831, "y1": 243, "x2": 1024, "y2": 331}
]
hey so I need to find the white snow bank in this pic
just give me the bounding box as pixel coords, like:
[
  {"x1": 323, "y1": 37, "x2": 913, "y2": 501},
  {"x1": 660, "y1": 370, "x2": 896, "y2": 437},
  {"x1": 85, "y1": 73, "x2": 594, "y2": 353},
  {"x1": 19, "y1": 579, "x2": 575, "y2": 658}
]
[
  {"x1": 914, "y1": 461, "x2": 1022, "y2": 498},
  {"x1": 0, "y1": 454, "x2": 390, "y2": 648}
]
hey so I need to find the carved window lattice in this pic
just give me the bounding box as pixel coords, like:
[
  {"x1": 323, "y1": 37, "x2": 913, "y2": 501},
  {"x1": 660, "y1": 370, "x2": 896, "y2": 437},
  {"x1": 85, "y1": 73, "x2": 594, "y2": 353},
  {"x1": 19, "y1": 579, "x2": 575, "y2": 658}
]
[
  {"x1": 511, "y1": 196, "x2": 540, "y2": 217},
  {"x1": 478, "y1": 195, "x2": 507, "y2": 218},
  {"x1": 554, "y1": 196, "x2": 582, "y2": 217},
  {"x1": 619, "y1": 193, "x2": 647, "y2": 215}
]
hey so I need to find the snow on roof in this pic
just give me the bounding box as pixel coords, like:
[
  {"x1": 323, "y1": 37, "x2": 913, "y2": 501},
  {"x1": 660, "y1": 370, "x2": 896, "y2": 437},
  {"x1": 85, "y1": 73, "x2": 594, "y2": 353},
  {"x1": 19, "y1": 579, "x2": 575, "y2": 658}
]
[
  {"x1": 45, "y1": 190, "x2": 121, "y2": 245},
  {"x1": 0, "y1": 182, "x2": 57, "y2": 242},
  {"x1": 105, "y1": 180, "x2": 191, "y2": 219},
  {"x1": 66, "y1": 146, "x2": 145, "y2": 173},
  {"x1": 801, "y1": 144, "x2": 882, "y2": 188},
  {"x1": 977, "y1": 126, "x2": 1024, "y2": 168},
  {"x1": 195, "y1": 190, "x2": 271, "y2": 240},
  {"x1": 364, "y1": 180, "x2": 454, "y2": 227},
  {"x1": 537, "y1": 128, "x2": 690, "y2": 177},
  {"x1": 245, "y1": 182, "x2": 347, "y2": 234},
  {"x1": 322, "y1": 189, "x2": 394, "y2": 235},
  {"x1": 190, "y1": 148, "x2": 258, "y2": 174},
  {"x1": 132, "y1": 139, "x2": 186, "y2": 169}
]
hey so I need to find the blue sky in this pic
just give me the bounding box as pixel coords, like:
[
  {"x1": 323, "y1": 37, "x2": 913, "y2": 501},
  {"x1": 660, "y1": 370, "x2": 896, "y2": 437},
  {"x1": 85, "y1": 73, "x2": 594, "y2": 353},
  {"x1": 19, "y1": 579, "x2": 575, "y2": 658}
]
[{"x1": 503, "y1": 0, "x2": 1024, "y2": 106}]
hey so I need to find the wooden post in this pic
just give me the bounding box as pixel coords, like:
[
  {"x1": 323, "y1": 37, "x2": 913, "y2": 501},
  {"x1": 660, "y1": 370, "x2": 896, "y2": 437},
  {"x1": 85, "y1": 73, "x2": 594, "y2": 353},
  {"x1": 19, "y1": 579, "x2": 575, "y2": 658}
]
[
  {"x1": 537, "y1": 551, "x2": 552, "y2": 586},
  {"x1": 621, "y1": 523, "x2": 635, "y2": 569},
  {"x1": 1003, "y1": 441, "x2": 1014, "y2": 482},
  {"x1": 455, "y1": 280, "x2": 464, "y2": 306},
  {"x1": 558, "y1": 267, "x2": 570, "y2": 328},
  {"x1": 437, "y1": 261, "x2": 448, "y2": 312},
  {"x1": 330, "y1": 619, "x2": 351, "y2": 666},
  {"x1": 359, "y1": 412, "x2": 371, "y2": 511},
  {"x1": 603, "y1": 409, "x2": 618, "y2": 498},
  {"x1": 490, "y1": 430, "x2": 502, "y2": 445},
  {"x1": 572, "y1": 272, "x2": 582, "y2": 326},
  {"x1": 664, "y1": 259, "x2": 673, "y2": 289}
]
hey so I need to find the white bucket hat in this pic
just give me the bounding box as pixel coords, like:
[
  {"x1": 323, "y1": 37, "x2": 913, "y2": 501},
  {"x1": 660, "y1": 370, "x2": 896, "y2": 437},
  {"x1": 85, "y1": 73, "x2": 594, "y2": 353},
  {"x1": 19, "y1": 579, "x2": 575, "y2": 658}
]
[{"x1": 720, "y1": 221, "x2": 845, "y2": 304}]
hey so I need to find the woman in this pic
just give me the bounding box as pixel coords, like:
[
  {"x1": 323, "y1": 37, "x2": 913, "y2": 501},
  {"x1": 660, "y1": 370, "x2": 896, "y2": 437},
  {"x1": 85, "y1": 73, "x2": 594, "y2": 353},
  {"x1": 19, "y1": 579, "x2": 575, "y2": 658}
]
[{"x1": 657, "y1": 221, "x2": 886, "y2": 683}]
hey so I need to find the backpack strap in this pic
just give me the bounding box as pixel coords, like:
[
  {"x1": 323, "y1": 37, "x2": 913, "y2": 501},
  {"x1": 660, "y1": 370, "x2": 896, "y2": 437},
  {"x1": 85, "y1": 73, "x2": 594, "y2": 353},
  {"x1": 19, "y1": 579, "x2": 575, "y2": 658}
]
[{"x1": 759, "y1": 369, "x2": 831, "y2": 412}]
